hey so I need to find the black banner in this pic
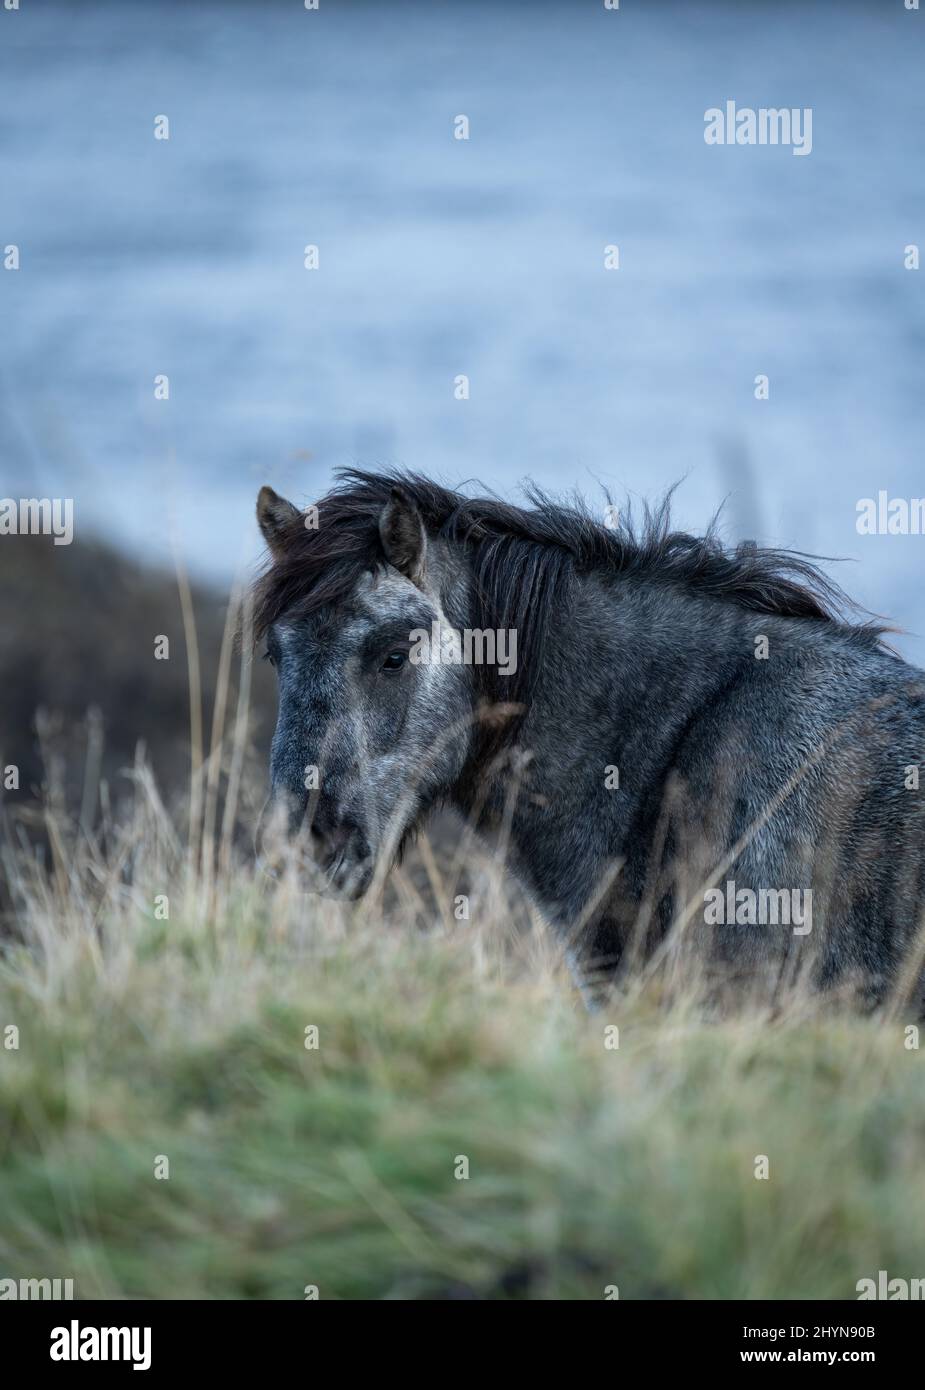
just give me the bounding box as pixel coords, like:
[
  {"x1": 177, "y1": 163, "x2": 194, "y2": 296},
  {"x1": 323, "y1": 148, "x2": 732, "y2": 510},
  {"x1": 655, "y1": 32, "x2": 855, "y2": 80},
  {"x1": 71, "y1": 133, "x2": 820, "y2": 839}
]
[{"x1": 3, "y1": 1300, "x2": 920, "y2": 1375}]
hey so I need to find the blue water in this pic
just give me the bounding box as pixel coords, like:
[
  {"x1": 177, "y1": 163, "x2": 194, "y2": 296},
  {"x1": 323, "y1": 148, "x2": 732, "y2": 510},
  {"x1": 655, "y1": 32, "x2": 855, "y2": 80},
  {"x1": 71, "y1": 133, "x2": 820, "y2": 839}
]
[{"x1": 2, "y1": 0, "x2": 924, "y2": 656}]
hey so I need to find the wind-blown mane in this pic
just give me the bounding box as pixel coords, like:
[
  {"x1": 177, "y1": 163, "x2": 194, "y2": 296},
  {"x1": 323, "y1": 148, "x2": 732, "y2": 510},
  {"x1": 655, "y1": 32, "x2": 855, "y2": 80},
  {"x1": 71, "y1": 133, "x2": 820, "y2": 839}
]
[{"x1": 253, "y1": 468, "x2": 883, "y2": 704}]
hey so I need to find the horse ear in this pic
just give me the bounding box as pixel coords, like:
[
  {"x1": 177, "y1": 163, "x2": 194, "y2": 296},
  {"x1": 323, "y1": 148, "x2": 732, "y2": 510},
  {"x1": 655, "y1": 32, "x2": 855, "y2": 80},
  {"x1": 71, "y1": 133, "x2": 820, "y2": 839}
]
[
  {"x1": 257, "y1": 486, "x2": 301, "y2": 558},
  {"x1": 379, "y1": 488, "x2": 427, "y2": 585}
]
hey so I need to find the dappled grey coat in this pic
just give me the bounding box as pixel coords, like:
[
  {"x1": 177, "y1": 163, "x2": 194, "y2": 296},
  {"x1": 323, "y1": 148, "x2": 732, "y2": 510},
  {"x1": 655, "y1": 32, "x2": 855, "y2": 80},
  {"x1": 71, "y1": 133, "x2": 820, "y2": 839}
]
[{"x1": 254, "y1": 470, "x2": 925, "y2": 1008}]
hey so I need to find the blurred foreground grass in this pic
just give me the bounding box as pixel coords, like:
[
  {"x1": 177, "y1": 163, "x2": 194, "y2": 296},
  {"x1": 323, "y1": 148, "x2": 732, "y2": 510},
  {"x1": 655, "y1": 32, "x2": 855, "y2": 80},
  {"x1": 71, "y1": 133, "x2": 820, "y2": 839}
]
[{"x1": 1, "y1": 801, "x2": 923, "y2": 1300}]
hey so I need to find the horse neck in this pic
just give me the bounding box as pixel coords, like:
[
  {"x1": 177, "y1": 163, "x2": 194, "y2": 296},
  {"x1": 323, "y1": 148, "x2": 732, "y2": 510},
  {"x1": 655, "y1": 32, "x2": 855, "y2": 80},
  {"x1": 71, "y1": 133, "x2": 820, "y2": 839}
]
[
  {"x1": 525, "y1": 572, "x2": 754, "y2": 753},
  {"x1": 456, "y1": 572, "x2": 760, "y2": 903}
]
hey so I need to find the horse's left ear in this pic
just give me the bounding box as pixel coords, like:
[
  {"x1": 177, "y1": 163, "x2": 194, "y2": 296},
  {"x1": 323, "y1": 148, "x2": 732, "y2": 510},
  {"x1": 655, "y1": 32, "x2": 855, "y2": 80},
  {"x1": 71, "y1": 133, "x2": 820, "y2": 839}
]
[
  {"x1": 379, "y1": 488, "x2": 427, "y2": 586},
  {"x1": 257, "y1": 486, "x2": 301, "y2": 559}
]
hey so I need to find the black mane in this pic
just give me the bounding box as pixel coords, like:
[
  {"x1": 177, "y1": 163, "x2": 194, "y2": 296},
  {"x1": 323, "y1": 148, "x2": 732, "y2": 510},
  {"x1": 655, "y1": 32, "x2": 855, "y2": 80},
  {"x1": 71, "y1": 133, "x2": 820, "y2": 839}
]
[{"x1": 253, "y1": 469, "x2": 883, "y2": 698}]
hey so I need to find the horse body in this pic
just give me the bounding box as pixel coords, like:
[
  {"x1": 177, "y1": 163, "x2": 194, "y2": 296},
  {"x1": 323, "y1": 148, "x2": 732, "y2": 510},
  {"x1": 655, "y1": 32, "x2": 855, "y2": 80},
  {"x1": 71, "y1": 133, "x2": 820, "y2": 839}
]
[
  {"x1": 255, "y1": 470, "x2": 925, "y2": 1003},
  {"x1": 482, "y1": 573, "x2": 925, "y2": 996}
]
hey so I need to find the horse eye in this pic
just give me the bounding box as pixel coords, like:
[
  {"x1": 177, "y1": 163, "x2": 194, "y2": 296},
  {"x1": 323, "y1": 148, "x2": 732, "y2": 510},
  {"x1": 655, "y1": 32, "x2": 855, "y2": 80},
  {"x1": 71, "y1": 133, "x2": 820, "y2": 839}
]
[{"x1": 381, "y1": 650, "x2": 407, "y2": 672}]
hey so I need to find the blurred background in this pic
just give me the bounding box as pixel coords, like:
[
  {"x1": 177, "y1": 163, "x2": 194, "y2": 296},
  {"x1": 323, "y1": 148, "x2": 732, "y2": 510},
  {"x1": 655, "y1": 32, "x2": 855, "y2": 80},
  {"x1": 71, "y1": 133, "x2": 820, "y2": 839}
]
[{"x1": 1, "y1": 0, "x2": 924, "y2": 811}]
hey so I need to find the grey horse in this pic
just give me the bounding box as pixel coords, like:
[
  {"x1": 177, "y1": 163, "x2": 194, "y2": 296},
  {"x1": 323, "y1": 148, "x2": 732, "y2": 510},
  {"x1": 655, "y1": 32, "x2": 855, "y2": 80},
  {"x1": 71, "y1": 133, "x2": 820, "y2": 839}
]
[{"x1": 254, "y1": 469, "x2": 925, "y2": 1007}]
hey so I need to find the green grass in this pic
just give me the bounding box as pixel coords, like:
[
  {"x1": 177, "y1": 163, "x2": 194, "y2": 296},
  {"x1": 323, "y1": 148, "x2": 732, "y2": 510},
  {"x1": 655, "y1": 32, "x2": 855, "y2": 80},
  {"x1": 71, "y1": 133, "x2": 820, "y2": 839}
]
[{"x1": 2, "y1": 822, "x2": 924, "y2": 1301}]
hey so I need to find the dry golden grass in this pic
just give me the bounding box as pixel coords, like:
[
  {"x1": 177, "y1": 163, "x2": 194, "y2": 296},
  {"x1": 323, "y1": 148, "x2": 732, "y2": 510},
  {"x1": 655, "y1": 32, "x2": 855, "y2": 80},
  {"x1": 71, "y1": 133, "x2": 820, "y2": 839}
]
[{"x1": 2, "y1": 589, "x2": 924, "y2": 1301}]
